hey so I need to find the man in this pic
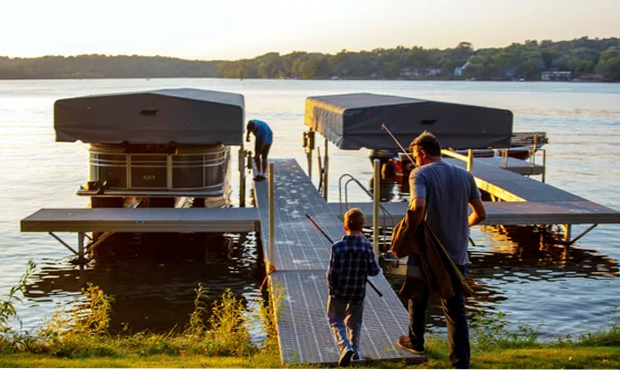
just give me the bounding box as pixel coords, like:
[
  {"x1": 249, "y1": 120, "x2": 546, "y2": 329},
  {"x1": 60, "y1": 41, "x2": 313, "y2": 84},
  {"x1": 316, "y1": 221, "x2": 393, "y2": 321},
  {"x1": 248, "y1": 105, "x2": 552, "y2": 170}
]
[
  {"x1": 246, "y1": 119, "x2": 273, "y2": 181},
  {"x1": 327, "y1": 208, "x2": 381, "y2": 366},
  {"x1": 396, "y1": 131, "x2": 486, "y2": 369}
]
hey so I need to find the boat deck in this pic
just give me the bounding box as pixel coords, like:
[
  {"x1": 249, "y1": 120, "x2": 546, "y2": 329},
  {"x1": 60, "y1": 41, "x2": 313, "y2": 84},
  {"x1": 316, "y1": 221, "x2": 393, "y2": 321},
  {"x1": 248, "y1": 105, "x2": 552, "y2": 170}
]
[{"x1": 252, "y1": 159, "x2": 422, "y2": 365}]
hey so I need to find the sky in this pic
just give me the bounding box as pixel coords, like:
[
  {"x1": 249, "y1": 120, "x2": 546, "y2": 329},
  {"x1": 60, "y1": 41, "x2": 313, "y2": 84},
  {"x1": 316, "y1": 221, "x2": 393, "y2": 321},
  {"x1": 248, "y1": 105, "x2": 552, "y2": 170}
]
[{"x1": 2, "y1": 0, "x2": 619, "y2": 61}]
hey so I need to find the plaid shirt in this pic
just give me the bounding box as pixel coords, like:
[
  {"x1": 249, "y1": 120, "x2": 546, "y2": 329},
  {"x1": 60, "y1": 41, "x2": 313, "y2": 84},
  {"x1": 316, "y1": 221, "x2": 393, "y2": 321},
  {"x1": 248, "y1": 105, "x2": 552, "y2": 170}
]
[{"x1": 327, "y1": 234, "x2": 381, "y2": 304}]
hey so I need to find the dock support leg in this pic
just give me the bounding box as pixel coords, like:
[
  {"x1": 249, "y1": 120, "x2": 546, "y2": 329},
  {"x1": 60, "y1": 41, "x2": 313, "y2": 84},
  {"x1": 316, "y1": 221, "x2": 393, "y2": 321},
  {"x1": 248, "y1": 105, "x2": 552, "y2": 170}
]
[
  {"x1": 562, "y1": 224, "x2": 571, "y2": 243},
  {"x1": 49, "y1": 232, "x2": 79, "y2": 255},
  {"x1": 566, "y1": 224, "x2": 598, "y2": 246},
  {"x1": 77, "y1": 232, "x2": 88, "y2": 265},
  {"x1": 323, "y1": 138, "x2": 329, "y2": 201},
  {"x1": 239, "y1": 148, "x2": 246, "y2": 207},
  {"x1": 268, "y1": 163, "x2": 276, "y2": 270},
  {"x1": 373, "y1": 159, "x2": 380, "y2": 259}
]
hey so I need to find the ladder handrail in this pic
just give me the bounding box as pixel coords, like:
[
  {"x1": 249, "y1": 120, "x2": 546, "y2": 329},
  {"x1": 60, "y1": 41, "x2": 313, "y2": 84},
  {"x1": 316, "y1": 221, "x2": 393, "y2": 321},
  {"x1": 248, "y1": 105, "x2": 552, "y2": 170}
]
[{"x1": 338, "y1": 173, "x2": 396, "y2": 229}]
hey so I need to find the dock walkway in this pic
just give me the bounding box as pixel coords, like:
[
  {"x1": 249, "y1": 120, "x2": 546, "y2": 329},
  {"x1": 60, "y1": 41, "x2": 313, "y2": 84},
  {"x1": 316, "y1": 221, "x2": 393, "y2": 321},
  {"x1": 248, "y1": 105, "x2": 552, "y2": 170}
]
[{"x1": 253, "y1": 159, "x2": 421, "y2": 365}]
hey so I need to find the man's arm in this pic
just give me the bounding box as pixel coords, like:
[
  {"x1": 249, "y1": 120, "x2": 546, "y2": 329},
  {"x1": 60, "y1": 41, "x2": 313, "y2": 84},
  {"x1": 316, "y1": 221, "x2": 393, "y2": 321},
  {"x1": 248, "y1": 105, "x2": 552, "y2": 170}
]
[
  {"x1": 468, "y1": 198, "x2": 487, "y2": 227},
  {"x1": 408, "y1": 197, "x2": 426, "y2": 232},
  {"x1": 408, "y1": 169, "x2": 427, "y2": 232}
]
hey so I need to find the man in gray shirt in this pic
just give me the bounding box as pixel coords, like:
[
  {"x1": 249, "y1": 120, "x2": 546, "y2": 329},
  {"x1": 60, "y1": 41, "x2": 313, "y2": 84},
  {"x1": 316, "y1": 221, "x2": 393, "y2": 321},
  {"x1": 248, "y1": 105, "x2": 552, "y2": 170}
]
[{"x1": 396, "y1": 131, "x2": 486, "y2": 369}]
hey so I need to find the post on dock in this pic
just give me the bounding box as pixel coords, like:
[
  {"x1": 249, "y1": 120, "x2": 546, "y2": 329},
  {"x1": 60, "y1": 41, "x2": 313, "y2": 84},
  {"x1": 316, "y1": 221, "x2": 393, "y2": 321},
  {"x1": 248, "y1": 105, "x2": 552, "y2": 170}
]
[
  {"x1": 323, "y1": 137, "x2": 329, "y2": 201},
  {"x1": 239, "y1": 147, "x2": 246, "y2": 207},
  {"x1": 268, "y1": 163, "x2": 276, "y2": 267},
  {"x1": 303, "y1": 129, "x2": 315, "y2": 181},
  {"x1": 373, "y1": 159, "x2": 380, "y2": 258},
  {"x1": 467, "y1": 149, "x2": 474, "y2": 172},
  {"x1": 542, "y1": 149, "x2": 547, "y2": 183}
]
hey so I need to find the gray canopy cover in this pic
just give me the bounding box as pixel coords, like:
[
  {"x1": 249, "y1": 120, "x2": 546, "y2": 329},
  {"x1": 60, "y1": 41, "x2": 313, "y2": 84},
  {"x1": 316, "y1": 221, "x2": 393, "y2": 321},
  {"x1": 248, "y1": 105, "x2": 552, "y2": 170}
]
[
  {"x1": 304, "y1": 93, "x2": 513, "y2": 150},
  {"x1": 55, "y1": 88, "x2": 245, "y2": 145}
]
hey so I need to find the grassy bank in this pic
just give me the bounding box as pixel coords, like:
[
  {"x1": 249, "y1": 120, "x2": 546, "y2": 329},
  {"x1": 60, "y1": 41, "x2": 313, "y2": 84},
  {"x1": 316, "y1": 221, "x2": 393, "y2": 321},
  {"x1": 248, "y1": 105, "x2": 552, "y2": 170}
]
[
  {"x1": 1, "y1": 343, "x2": 619, "y2": 368},
  {"x1": 1, "y1": 263, "x2": 619, "y2": 368}
]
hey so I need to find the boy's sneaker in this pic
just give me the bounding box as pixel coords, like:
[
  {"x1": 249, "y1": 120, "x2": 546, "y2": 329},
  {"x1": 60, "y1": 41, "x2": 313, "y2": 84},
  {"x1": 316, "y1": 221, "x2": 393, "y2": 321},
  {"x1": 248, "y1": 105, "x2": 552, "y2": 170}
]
[
  {"x1": 338, "y1": 348, "x2": 354, "y2": 367},
  {"x1": 396, "y1": 336, "x2": 425, "y2": 355}
]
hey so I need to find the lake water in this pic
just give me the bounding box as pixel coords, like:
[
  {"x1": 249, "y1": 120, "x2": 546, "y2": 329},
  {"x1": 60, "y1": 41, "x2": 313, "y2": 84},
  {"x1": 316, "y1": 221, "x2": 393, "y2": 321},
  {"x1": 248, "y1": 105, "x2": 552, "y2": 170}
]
[{"x1": 1, "y1": 78, "x2": 619, "y2": 339}]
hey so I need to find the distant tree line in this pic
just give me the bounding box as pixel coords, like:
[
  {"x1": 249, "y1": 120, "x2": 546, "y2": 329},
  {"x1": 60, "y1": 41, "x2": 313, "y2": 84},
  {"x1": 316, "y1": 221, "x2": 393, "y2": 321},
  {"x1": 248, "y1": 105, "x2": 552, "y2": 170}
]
[{"x1": 1, "y1": 36, "x2": 619, "y2": 82}]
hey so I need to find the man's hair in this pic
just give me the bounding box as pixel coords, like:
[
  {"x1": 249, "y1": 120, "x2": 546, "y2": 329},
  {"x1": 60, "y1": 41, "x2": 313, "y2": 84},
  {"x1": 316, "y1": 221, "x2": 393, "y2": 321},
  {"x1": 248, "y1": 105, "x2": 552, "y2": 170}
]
[
  {"x1": 246, "y1": 120, "x2": 257, "y2": 131},
  {"x1": 409, "y1": 130, "x2": 442, "y2": 156},
  {"x1": 344, "y1": 208, "x2": 365, "y2": 232}
]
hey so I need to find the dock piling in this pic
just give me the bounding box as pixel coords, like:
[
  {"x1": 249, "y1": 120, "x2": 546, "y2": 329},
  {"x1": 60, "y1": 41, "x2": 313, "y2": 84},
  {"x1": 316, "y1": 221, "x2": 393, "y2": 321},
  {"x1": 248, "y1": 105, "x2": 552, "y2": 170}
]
[
  {"x1": 239, "y1": 148, "x2": 246, "y2": 207},
  {"x1": 268, "y1": 163, "x2": 275, "y2": 268},
  {"x1": 373, "y1": 159, "x2": 380, "y2": 258}
]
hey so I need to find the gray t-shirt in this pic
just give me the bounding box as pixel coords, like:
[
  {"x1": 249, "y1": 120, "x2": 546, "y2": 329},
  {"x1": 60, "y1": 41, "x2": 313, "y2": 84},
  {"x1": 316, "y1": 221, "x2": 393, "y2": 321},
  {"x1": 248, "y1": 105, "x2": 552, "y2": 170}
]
[{"x1": 409, "y1": 160, "x2": 480, "y2": 265}]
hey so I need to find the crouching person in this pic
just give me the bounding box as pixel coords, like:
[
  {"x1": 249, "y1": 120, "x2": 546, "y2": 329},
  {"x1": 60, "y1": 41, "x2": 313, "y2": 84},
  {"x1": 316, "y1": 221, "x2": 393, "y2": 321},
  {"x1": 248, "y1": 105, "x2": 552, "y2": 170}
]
[{"x1": 326, "y1": 208, "x2": 381, "y2": 366}]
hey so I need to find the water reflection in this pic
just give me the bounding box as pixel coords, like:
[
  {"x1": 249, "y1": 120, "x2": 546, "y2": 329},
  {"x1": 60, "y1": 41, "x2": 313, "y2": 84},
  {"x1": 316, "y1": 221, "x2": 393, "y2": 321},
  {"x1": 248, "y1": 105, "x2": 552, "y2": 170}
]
[
  {"x1": 23, "y1": 232, "x2": 264, "y2": 334},
  {"x1": 383, "y1": 224, "x2": 618, "y2": 332}
]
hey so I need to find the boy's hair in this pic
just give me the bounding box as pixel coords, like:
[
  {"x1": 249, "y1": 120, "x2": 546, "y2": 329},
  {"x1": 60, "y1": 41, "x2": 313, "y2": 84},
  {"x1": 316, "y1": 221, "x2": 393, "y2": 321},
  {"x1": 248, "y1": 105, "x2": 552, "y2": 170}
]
[
  {"x1": 344, "y1": 208, "x2": 365, "y2": 232},
  {"x1": 246, "y1": 120, "x2": 257, "y2": 132},
  {"x1": 409, "y1": 130, "x2": 442, "y2": 156}
]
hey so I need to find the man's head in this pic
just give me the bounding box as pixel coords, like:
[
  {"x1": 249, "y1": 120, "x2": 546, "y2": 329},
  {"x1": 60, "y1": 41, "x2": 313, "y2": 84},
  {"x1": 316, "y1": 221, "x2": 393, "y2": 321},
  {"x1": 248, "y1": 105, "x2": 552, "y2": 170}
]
[
  {"x1": 246, "y1": 120, "x2": 257, "y2": 133},
  {"x1": 409, "y1": 131, "x2": 442, "y2": 167},
  {"x1": 344, "y1": 208, "x2": 365, "y2": 234}
]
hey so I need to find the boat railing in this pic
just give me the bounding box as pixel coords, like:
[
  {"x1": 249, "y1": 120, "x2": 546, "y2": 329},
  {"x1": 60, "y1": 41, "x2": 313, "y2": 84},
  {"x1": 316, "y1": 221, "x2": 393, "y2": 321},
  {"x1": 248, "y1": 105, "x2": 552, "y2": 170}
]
[{"x1": 86, "y1": 145, "x2": 230, "y2": 192}]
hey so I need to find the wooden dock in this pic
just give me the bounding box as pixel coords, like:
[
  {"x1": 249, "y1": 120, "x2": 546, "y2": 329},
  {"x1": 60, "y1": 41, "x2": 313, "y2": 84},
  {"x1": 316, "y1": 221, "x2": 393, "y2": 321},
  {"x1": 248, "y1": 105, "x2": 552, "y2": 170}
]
[{"x1": 252, "y1": 159, "x2": 423, "y2": 365}]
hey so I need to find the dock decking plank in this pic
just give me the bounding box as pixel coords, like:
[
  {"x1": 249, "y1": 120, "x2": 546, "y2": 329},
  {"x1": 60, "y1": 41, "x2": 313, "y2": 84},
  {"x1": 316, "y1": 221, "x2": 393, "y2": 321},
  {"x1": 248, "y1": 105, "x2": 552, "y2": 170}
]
[{"x1": 446, "y1": 158, "x2": 585, "y2": 202}]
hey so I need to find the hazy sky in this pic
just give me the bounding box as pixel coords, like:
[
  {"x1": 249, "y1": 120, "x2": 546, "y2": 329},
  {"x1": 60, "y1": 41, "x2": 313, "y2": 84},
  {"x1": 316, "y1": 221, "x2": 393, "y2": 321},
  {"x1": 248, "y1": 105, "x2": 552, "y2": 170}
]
[{"x1": 3, "y1": 0, "x2": 619, "y2": 60}]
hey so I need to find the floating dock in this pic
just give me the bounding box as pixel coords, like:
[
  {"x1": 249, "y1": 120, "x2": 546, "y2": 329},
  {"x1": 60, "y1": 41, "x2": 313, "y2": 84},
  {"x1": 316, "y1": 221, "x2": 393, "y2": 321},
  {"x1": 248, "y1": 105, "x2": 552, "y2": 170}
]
[
  {"x1": 252, "y1": 159, "x2": 423, "y2": 365},
  {"x1": 333, "y1": 155, "x2": 620, "y2": 244}
]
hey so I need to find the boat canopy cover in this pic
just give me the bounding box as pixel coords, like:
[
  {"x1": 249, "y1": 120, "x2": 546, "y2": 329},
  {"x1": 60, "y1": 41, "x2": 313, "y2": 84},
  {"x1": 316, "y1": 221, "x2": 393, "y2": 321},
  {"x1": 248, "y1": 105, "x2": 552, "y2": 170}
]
[
  {"x1": 55, "y1": 88, "x2": 245, "y2": 145},
  {"x1": 304, "y1": 93, "x2": 513, "y2": 150}
]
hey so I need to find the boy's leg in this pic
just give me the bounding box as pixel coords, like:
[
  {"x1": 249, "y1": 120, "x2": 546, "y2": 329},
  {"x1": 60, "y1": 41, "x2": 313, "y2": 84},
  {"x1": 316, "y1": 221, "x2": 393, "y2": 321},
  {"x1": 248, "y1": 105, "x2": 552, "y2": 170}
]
[
  {"x1": 327, "y1": 295, "x2": 352, "y2": 352},
  {"x1": 344, "y1": 300, "x2": 365, "y2": 360}
]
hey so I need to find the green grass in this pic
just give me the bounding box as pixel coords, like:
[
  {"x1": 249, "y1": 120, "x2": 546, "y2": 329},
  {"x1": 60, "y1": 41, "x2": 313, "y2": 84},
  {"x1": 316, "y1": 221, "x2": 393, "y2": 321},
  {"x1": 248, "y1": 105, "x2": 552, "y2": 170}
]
[{"x1": 2, "y1": 344, "x2": 619, "y2": 369}]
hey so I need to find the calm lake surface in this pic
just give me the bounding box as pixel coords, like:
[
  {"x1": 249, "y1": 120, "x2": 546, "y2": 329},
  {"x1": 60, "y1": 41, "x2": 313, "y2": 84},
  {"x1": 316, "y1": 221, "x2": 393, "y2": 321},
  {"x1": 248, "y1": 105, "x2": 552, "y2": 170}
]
[{"x1": 1, "y1": 79, "x2": 619, "y2": 339}]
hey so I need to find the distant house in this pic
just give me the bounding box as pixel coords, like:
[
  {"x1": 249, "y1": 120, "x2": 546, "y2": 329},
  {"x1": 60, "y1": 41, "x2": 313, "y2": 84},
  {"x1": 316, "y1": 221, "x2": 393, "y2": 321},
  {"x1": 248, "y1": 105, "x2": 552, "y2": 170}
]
[
  {"x1": 541, "y1": 71, "x2": 572, "y2": 81},
  {"x1": 400, "y1": 67, "x2": 442, "y2": 79},
  {"x1": 454, "y1": 62, "x2": 470, "y2": 77},
  {"x1": 579, "y1": 73, "x2": 604, "y2": 82}
]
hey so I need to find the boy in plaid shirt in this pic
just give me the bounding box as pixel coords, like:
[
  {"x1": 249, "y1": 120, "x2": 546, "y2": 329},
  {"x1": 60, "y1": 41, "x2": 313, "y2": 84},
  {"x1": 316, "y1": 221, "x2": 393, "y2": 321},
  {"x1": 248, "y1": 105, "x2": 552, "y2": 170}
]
[{"x1": 327, "y1": 208, "x2": 381, "y2": 366}]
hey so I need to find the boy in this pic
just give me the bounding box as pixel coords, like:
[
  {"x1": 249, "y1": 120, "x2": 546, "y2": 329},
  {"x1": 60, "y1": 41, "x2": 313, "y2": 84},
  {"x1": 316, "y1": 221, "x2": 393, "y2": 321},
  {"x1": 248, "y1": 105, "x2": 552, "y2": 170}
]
[
  {"x1": 327, "y1": 208, "x2": 381, "y2": 366},
  {"x1": 245, "y1": 119, "x2": 273, "y2": 181}
]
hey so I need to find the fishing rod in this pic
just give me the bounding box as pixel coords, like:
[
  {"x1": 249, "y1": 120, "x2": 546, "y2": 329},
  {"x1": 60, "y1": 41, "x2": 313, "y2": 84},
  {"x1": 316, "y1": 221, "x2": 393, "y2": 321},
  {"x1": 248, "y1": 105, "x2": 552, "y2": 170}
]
[
  {"x1": 381, "y1": 123, "x2": 416, "y2": 168},
  {"x1": 305, "y1": 213, "x2": 383, "y2": 298},
  {"x1": 381, "y1": 123, "x2": 476, "y2": 247}
]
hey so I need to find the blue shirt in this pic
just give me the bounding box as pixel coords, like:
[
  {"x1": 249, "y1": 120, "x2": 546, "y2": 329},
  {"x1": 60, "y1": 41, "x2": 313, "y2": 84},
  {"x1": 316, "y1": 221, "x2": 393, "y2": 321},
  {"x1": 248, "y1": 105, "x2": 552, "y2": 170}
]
[
  {"x1": 408, "y1": 160, "x2": 480, "y2": 266},
  {"x1": 327, "y1": 234, "x2": 381, "y2": 304},
  {"x1": 251, "y1": 119, "x2": 273, "y2": 145}
]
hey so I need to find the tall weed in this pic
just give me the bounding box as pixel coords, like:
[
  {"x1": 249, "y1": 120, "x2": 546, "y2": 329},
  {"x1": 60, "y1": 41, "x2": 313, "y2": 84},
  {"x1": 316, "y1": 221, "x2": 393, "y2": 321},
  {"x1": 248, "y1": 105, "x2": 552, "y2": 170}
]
[{"x1": 470, "y1": 311, "x2": 539, "y2": 349}]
